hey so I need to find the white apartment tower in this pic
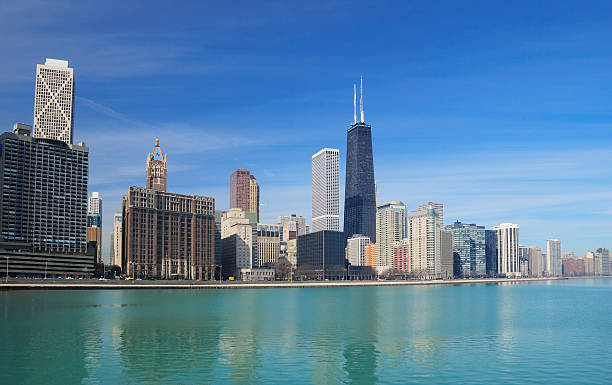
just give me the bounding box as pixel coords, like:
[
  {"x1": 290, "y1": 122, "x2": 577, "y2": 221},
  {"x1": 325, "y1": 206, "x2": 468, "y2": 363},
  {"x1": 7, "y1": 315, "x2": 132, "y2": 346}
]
[
  {"x1": 494, "y1": 223, "x2": 520, "y2": 276},
  {"x1": 88, "y1": 192, "x2": 102, "y2": 216},
  {"x1": 311, "y1": 148, "x2": 340, "y2": 232},
  {"x1": 376, "y1": 201, "x2": 407, "y2": 270},
  {"x1": 408, "y1": 204, "x2": 443, "y2": 278},
  {"x1": 418, "y1": 202, "x2": 444, "y2": 227},
  {"x1": 546, "y1": 239, "x2": 562, "y2": 276},
  {"x1": 111, "y1": 213, "x2": 123, "y2": 267},
  {"x1": 347, "y1": 234, "x2": 371, "y2": 267},
  {"x1": 33, "y1": 58, "x2": 75, "y2": 144}
]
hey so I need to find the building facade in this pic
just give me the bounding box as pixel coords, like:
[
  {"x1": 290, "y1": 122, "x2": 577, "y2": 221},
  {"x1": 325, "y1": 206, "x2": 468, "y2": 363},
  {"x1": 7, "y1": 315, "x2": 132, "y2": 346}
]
[
  {"x1": 494, "y1": 223, "x2": 520, "y2": 276},
  {"x1": 249, "y1": 175, "x2": 260, "y2": 222},
  {"x1": 528, "y1": 246, "x2": 543, "y2": 277},
  {"x1": 446, "y1": 221, "x2": 486, "y2": 277},
  {"x1": 344, "y1": 79, "x2": 376, "y2": 242},
  {"x1": 485, "y1": 230, "x2": 497, "y2": 276},
  {"x1": 595, "y1": 248, "x2": 610, "y2": 276},
  {"x1": 87, "y1": 191, "x2": 102, "y2": 263},
  {"x1": 440, "y1": 229, "x2": 454, "y2": 279},
  {"x1": 257, "y1": 224, "x2": 280, "y2": 268},
  {"x1": 297, "y1": 230, "x2": 347, "y2": 280},
  {"x1": 392, "y1": 239, "x2": 410, "y2": 272},
  {"x1": 562, "y1": 258, "x2": 584, "y2": 276},
  {"x1": 376, "y1": 201, "x2": 406, "y2": 271},
  {"x1": 221, "y1": 208, "x2": 253, "y2": 279},
  {"x1": 230, "y1": 169, "x2": 252, "y2": 214},
  {"x1": 146, "y1": 138, "x2": 167, "y2": 192},
  {"x1": 33, "y1": 59, "x2": 74, "y2": 144},
  {"x1": 417, "y1": 202, "x2": 444, "y2": 227},
  {"x1": 347, "y1": 234, "x2": 370, "y2": 267},
  {"x1": 312, "y1": 148, "x2": 340, "y2": 232},
  {"x1": 408, "y1": 204, "x2": 443, "y2": 278},
  {"x1": 110, "y1": 213, "x2": 122, "y2": 267},
  {"x1": 546, "y1": 239, "x2": 562, "y2": 276},
  {"x1": 278, "y1": 214, "x2": 309, "y2": 241}
]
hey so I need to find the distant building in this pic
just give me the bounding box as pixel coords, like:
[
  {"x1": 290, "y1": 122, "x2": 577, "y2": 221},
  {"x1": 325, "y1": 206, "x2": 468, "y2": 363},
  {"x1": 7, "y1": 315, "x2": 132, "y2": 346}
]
[
  {"x1": 0, "y1": 123, "x2": 91, "y2": 276},
  {"x1": 297, "y1": 230, "x2": 347, "y2": 280},
  {"x1": 393, "y1": 239, "x2": 410, "y2": 273},
  {"x1": 562, "y1": 258, "x2": 584, "y2": 276},
  {"x1": 408, "y1": 204, "x2": 443, "y2": 278},
  {"x1": 344, "y1": 78, "x2": 376, "y2": 242},
  {"x1": 365, "y1": 243, "x2": 377, "y2": 269},
  {"x1": 347, "y1": 234, "x2": 370, "y2": 267},
  {"x1": 485, "y1": 230, "x2": 497, "y2": 276},
  {"x1": 312, "y1": 148, "x2": 340, "y2": 232},
  {"x1": 493, "y1": 223, "x2": 520, "y2": 277},
  {"x1": 221, "y1": 208, "x2": 253, "y2": 279},
  {"x1": 146, "y1": 138, "x2": 167, "y2": 192},
  {"x1": 546, "y1": 239, "x2": 562, "y2": 276},
  {"x1": 278, "y1": 215, "x2": 308, "y2": 241},
  {"x1": 584, "y1": 252, "x2": 595, "y2": 275},
  {"x1": 33, "y1": 59, "x2": 74, "y2": 144},
  {"x1": 595, "y1": 248, "x2": 610, "y2": 276},
  {"x1": 230, "y1": 169, "x2": 259, "y2": 220},
  {"x1": 528, "y1": 246, "x2": 543, "y2": 277},
  {"x1": 376, "y1": 201, "x2": 407, "y2": 271},
  {"x1": 110, "y1": 213, "x2": 122, "y2": 267},
  {"x1": 87, "y1": 192, "x2": 102, "y2": 263},
  {"x1": 417, "y1": 202, "x2": 444, "y2": 227},
  {"x1": 249, "y1": 175, "x2": 260, "y2": 222},
  {"x1": 445, "y1": 221, "x2": 486, "y2": 277},
  {"x1": 257, "y1": 224, "x2": 280, "y2": 268},
  {"x1": 440, "y1": 230, "x2": 454, "y2": 279}
]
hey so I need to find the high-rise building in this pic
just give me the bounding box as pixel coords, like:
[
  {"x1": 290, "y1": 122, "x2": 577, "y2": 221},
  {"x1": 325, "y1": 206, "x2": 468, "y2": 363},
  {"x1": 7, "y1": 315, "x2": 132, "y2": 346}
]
[
  {"x1": 546, "y1": 239, "x2": 562, "y2": 276},
  {"x1": 297, "y1": 230, "x2": 347, "y2": 280},
  {"x1": 417, "y1": 202, "x2": 444, "y2": 227},
  {"x1": 519, "y1": 244, "x2": 529, "y2": 276},
  {"x1": 146, "y1": 138, "x2": 167, "y2": 192},
  {"x1": 445, "y1": 221, "x2": 486, "y2": 277},
  {"x1": 376, "y1": 201, "x2": 406, "y2": 270},
  {"x1": 392, "y1": 239, "x2": 410, "y2": 272},
  {"x1": 87, "y1": 192, "x2": 103, "y2": 263},
  {"x1": 257, "y1": 224, "x2": 280, "y2": 268},
  {"x1": 0, "y1": 123, "x2": 91, "y2": 276},
  {"x1": 365, "y1": 243, "x2": 377, "y2": 268},
  {"x1": 278, "y1": 215, "x2": 308, "y2": 241},
  {"x1": 347, "y1": 234, "x2": 370, "y2": 267},
  {"x1": 110, "y1": 213, "x2": 122, "y2": 267},
  {"x1": 528, "y1": 246, "x2": 543, "y2": 277},
  {"x1": 249, "y1": 175, "x2": 260, "y2": 222},
  {"x1": 493, "y1": 223, "x2": 520, "y2": 276},
  {"x1": 485, "y1": 230, "x2": 497, "y2": 276},
  {"x1": 562, "y1": 258, "x2": 584, "y2": 276},
  {"x1": 312, "y1": 148, "x2": 340, "y2": 232},
  {"x1": 33, "y1": 59, "x2": 74, "y2": 144},
  {"x1": 440, "y1": 229, "x2": 454, "y2": 279},
  {"x1": 584, "y1": 252, "x2": 595, "y2": 275},
  {"x1": 221, "y1": 208, "x2": 253, "y2": 279},
  {"x1": 408, "y1": 204, "x2": 443, "y2": 278},
  {"x1": 595, "y1": 248, "x2": 610, "y2": 276},
  {"x1": 344, "y1": 77, "x2": 376, "y2": 242},
  {"x1": 230, "y1": 169, "x2": 252, "y2": 213}
]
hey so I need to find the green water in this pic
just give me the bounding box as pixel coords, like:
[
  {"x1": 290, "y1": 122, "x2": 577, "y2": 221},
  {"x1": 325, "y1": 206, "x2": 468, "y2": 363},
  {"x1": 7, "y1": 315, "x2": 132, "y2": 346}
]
[{"x1": 1, "y1": 279, "x2": 611, "y2": 384}]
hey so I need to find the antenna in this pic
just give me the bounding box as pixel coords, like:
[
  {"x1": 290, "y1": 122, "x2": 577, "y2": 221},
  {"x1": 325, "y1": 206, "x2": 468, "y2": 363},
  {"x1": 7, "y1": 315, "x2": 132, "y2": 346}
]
[
  {"x1": 353, "y1": 84, "x2": 357, "y2": 124},
  {"x1": 360, "y1": 75, "x2": 364, "y2": 123}
]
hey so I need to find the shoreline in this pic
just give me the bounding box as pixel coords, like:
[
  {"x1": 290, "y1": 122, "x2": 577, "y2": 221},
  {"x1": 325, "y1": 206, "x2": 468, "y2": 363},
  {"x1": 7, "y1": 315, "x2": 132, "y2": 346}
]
[{"x1": 0, "y1": 276, "x2": 569, "y2": 290}]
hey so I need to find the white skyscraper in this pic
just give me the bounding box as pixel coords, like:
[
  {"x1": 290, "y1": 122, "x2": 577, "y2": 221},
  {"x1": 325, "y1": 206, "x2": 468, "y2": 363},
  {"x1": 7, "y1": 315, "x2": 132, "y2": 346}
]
[
  {"x1": 312, "y1": 148, "x2": 340, "y2": 232},
  {"x1": 347, "y1": 234, "x2": 371, "y2": 267},
  {"x1": 376, "y1": 201, "x2": 407, "y2": 270},
  {"x1": 110, "y1": 213, "x2": 123, "y2": 267},
  {"x1": 494, "y1": 223, "x2": 520, "y2": 276},
  {"x1": 546, "y1": 239, "x2": 562, "y2": 276},
  {"x1": 33, "y1": 58, "x2": 75, "y2": 144},
  {"x1": 88, "y1": 192, "x2": 102, "y2": 216},
  {"x1": 417, "y1": 202, "x2": 444, "y2": 226}
]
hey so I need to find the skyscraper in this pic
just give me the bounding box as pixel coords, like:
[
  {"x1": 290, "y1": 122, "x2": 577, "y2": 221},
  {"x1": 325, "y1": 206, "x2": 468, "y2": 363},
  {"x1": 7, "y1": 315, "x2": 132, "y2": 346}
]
[
  {"x1": 546, "y1": 239, "x2": 562, "y2": 276},
  {"x1": 249, "y1": 175, "x2": 260, "y2": 222},
  {"x1": 375, "y1": 201, "x2": 407, "y2": 270},
  {"x1": 110, "y1": 213, "x2": 122, "y2": 267},
  {"x1": 595, "y1": 248, "x2": 610, "y2": 276},
  {"x1": 494, "y1": 223, "x2": 520, "y2": 276},
  {"x1": 408, "y1": 204, "x2": 443, "y2": 278},
  {"x1": 230, "y1": 169, "x2": 259, "y2": 219},
  {"x1": 344, "y1": 77, "x2": 376, "y2": 242},
  {"x1": 87, "y1": 192, "x2": 102, "y2": 227},
  {"x1": 528, "y1": 246, "x2": 543, "y2": 277},
  {"x1": 312, "y1": 148, "x2": 340, "y2": 232},
  {"x1": 417, "y1": 202, "x2": 444, "y2": 227},
  {"x1": 445, "y1": 221, "x2": 486, "y2": 276},
  {"x1": 33, "y1": 59, "x2": 74, "y2": 144},
  {"x1": 347, "y1": 234, "x2": 370, "y2": 267},
  {"x1": 146, "y1": 138, "x2": 167, "y2": 191}
]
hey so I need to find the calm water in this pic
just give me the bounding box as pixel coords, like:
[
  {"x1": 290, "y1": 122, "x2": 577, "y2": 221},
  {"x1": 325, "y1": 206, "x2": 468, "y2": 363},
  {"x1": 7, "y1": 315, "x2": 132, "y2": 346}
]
[{"x1": 1, "y1": 279, "x2": 612, "y2": 384}]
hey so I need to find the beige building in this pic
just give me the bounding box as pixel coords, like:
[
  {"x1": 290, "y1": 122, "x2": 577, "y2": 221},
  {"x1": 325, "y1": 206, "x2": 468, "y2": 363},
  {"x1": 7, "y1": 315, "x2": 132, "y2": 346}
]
[
  {"x1": 408, "y1": 204, "x2": 443, "y2": 278},
  {"x1": 33, "y1": 58, "x2": 74, "y2": 144},
  {"x1": 257, "y1": 224, "x2": 280, "y2": 267},
  {"x1": 584, "y1": 252, "x2": 595, "y2": 275},
  {"x1": 146, "y1": 138, "x2": 167, "y2": 192},
  {"x1": 528, "y1": 246, "x2": 543, "y2": 277},
  {"x1": 110, "y1": 213, "x2": 123, "y2": 267},
  {"x1": 440, "y1": 229, "x2": 454, "y2": 279},
  {"x1": 376, "y1": 201, "x2": 406, "y2": 271}
]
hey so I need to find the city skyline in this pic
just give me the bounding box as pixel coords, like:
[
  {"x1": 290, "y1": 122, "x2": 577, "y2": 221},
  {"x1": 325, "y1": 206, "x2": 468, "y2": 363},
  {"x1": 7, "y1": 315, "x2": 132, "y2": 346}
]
[{"x1": 2, "y1": 2, "x2": 612, "y2": 261}]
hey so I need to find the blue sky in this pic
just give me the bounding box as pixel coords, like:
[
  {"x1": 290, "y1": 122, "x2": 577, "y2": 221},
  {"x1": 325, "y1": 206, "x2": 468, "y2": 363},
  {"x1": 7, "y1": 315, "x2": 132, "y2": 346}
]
[{"x1": 1, "y1": 1, "x2": 612, "y2": 262}]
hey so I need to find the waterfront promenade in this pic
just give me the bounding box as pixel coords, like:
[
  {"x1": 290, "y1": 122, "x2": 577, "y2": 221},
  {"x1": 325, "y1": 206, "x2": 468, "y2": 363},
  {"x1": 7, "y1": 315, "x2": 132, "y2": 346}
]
[{"x1": 0, "y1": 276, "x2": 566, "y2": 290}]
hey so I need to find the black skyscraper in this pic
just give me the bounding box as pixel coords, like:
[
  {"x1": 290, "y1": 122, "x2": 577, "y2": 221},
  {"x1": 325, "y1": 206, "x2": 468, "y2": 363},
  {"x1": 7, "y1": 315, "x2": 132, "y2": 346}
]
[{"x1": 344, "y1": 78, "x2": 376, "y2": 242}]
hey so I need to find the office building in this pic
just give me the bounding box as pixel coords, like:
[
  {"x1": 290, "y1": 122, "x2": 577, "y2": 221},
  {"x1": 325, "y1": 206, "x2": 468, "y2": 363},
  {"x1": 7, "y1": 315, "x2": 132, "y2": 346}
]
[
  {"x1": 249, "y1": 175, "x2": 260, "y2": 222},
  {"x1": 493, "y1": 223, "x2": 520, "y2": 277},
  {"x1": 408, "y1": 204, "x2": 443, "y2": 278},
  {"x1": 110, "y1": 213, "x2": 122, "y2": 267},
  {"x1": 485, "y1": 230, "x2": 497, "y2": 276},
  {"x1": 278, "y1": 214, "x2": 308, "y2": 241},
  {"x1": 347, "y1": 234, "x2": 370, "y2": 267},
  {"x1": 392, "y1": 239, "x2": 409, "y2": 272},
  {"x1": 146, "y1": 138, "x2": 167, "y2": 192},
  {"x1": 376, "y1": 201, "x2": 406, "y2": 270},
  {"x1": 0, "y1": 123, "x2": 91, "y2": 276},
  {"x1": 123, "y1": 141, "x2": 215, "y2": 280},
  {"x1": 297, "y1": 230, "x2": 347, "y2": 280},
  {"x1": 33, "y1": 59, "x2": 74, "y2": 144},
  {"x1": 344, "y1": 78, "x2": 376, "y2": 242},
  {"x1": 528, "y1": 246, "x2": 543, "y2": 277},
  {"x1": 312, "y1": 148, "x2": 340, "y2": 232},
  {"x1": 257, "y1": 224, "x2": 280, "y2": 267},
  {"x1": 230, "y1": 169, "x2": 259, "y2": 217},
  {"x1": 445, "y1": 221, "x2": 486, "y2": 277},
  {"x1": 546, "y1": 239, "x2": 562, "y2": 276}
]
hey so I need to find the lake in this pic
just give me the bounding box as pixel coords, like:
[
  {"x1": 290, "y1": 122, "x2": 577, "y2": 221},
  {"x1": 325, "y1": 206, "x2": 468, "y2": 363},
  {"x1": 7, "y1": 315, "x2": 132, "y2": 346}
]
[{"x1": 1, "y1": 278, "x2": 611, "y2": 384}]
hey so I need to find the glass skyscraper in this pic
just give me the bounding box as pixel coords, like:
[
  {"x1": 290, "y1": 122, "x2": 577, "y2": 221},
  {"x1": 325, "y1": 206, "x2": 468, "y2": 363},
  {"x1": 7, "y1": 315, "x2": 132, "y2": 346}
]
[{"x1": 446, "y1": 221, "x2": 486, "y2": 276}]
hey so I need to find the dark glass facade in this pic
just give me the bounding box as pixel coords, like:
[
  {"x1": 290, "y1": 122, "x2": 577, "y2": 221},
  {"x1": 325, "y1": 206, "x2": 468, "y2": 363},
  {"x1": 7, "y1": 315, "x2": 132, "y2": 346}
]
[
  {"x1": 297, "y1": 230, "x2": 347, "y2": 280},
  {"x1": 344, "y1": 123, "x2": 376, "y2": 242},
  {"x1": 446, "y1": 221, "x2": 486, "y2": 276},
  {"x1": 485, "y1": 230, "x2": 498, "y2": 276}
]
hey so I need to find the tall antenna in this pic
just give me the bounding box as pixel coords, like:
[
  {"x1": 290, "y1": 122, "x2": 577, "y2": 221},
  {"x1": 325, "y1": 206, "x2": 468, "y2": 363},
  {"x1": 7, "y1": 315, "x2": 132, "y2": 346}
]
[
  {"x1": 353, "y1": 84, "x2": 357, "y2": 124},
  {"x1": 360, "y1": 75, "x2": 364, "y2": 123}
]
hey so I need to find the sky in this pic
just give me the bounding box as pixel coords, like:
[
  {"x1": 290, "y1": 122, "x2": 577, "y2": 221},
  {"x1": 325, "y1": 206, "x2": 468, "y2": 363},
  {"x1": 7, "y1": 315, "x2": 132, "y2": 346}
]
[{"x1": 1, "y1": 0, "x2": 612, "y2": 262}]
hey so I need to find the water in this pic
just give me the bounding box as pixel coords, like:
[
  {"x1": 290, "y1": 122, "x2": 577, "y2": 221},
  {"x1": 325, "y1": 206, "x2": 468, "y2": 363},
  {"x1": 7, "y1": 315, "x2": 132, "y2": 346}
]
[{"x1": 1, "y1": 279, "x2": 611, "y2": 384}]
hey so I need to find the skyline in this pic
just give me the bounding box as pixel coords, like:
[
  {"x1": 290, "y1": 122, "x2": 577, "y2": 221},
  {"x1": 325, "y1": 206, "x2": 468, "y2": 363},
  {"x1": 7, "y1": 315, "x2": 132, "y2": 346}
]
[{"x1": 2, "y1": 2, "x2": 612, "y2": 261}]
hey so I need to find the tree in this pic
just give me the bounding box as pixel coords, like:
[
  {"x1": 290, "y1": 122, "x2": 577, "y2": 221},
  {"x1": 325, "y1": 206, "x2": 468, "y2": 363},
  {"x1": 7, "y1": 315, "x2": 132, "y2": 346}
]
[{"x1": 275, "y1": 257, "x2": 293, "y2": 280}]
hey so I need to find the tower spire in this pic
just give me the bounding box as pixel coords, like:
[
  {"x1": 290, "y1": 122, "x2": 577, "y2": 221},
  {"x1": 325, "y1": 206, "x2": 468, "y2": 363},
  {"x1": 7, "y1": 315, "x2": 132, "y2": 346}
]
[
  {"x1": 353, "y1": 83, "x2": 357, "y2": 124},
  {"x1": 360, "y1": 75, "x2": 364, "y2": 123}
]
